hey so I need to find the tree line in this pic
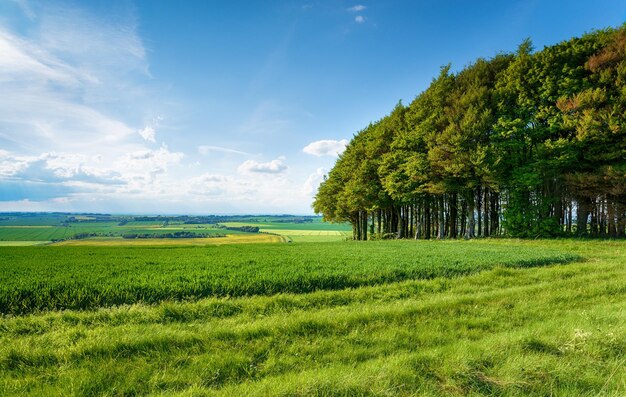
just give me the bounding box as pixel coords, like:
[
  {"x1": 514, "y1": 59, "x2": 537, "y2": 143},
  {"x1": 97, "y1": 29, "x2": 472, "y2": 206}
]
[{"x1": 314, "y1": 26, "x2": 626, "y2": 239}]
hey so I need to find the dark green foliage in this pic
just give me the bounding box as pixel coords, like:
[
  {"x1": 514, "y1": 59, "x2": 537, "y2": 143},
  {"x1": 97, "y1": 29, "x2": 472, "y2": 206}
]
[
  {"x1": 224, "y1": 226, "x2": 260, "y2": 233},
  {"x1": 315, "y1": 26, "x2": 626, "y2": 239},
  {"x1": 121, "y1": 231, "x2": 219, "y2": 239}
]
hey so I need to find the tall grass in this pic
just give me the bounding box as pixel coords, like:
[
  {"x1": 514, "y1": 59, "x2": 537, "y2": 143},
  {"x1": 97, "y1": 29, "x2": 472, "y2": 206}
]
[
  {"x1": 0, "y1": 240, "x2": 578, "y2": 315},
  {"x1": 0, "y1": 240, "x2": 623, "y2": 396}
]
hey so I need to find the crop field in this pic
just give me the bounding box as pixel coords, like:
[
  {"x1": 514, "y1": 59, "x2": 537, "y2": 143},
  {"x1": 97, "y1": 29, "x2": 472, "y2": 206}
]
[
  {"x1": 0, "y1": 214, "x2": 69, "y2": 226},
  {"x1": 221, "y1": 221, "x2": 352, "y2": 242},
  {"x1": 0, "y1": 240, "x2": 578, "y2": 315},
  {"x1": 53, "y1": 233, "x2": 283, "y2": 246},
  {"x1": 0, "y1": 239, "x2": 624, "y2": 396},
  {"x1": 0, "y1": 215, "x2": 340, "y2": 244},
  {"x1": 220, "y1": 220, "x2": 351, "y2": 231},
  {"x1": 0, "y1": 224, "x2": 240, "y2": 243}
]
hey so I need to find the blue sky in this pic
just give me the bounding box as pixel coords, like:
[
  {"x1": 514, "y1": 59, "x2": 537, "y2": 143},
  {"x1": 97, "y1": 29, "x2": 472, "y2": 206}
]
[{"x1": 0, "y1": 0, "x2": 624, "y2": 214}]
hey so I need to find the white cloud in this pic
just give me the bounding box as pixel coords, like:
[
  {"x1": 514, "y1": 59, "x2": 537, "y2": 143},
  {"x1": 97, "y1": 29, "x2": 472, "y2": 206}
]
[
  {"x1": 302, "y1": 139, "x2": 348, "y2": 157},
  {"x1": 120, "y1": 145, "x2": 184, "y2": 178},
  {"x1": 238, "y1": 157, "x2": 288, "y2": 174},
  {"x1": 192, "y1": 173, "x2": 232, "y2": 183},
  {"x1": 355, "y1": 15, "x2": 366, "y2": 23},
  {"x1": 198, "y1": 145, "x2": 249, "y2": 156},
  {"x1": 0, "y1": 3, "x2": 325, "y2": 214},
  {"x1": 0, "y1": 29, "x2": 81, "y2": 85},
  {"x1": 348, "y1": 5, "x2": 367, "y2": 12},
  {"x1": 302, "y1": 168, "x2": 326, "y2": 196},
  {"x1": 0, "y1": 151, "x2": 123, "y2": 185},
  {"x1": 138, "y1": 126, "x2": 156, "y2": 142},
  {"x1": 0, "y1": 3, "x2": 149, "y2": 156}
]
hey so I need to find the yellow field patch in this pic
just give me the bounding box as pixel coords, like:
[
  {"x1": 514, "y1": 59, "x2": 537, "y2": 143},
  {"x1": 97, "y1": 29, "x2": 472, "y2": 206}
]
[
  {"x1": 53, "y1": 234, "x2": 283, "y2": 246},
  {"x1": 0, "y1": 226, "x2": 54, "y2": 228},
  {"x1": 267, "y1": 229, "x2": 346, "y2": 236},
  {"x1": 0, "y1": 241, "x2": 51, "y2": 246}
]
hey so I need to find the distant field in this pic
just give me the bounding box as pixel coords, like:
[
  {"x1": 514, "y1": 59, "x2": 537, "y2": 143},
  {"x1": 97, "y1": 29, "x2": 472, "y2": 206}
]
[
  {"x1": 0, "y1": 239, "x2": 623, "y2": 396},
  {"x1": 0, "y1": 215, "x2": 68, "y2": 226},
  {"x1": 221, "y1": 221, "x2": 352, "y2": 242},
  {"x1": 0, "y1": 215, "x2": 348, "y2": 244},
  {"x1": 53, "y1": 234, "x2": 282, "y2": 246},
  {"x1": 221, "y1": 220, "x2": 351, "y2": 231},
  {"x1": 0, "y1": 241, "x2": 49, "y2": 246},
  {"x1": 0, "y1": 224, "x2": 234, "y2": 242}
]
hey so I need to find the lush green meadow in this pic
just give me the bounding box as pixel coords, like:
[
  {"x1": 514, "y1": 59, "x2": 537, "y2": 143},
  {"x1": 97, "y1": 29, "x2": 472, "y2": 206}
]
[
  {"x1": 0, "y1": 240, "x2": 576, "y2": 315},
  {"x1": 0, "y1": 239, "x2": 624, "y2": 396},
  {"x1": 221, "y1": 219, "x2": 352, "y2": 242},
  {"x1": 0, "y1": 224, "x2": 237, "y2": 242},
  {"x1": 53, "y1": 233, "x2": 284, "y2": 247},
  {"x1": 0, "y1": 214, "x2": 350, "y2": 244}
]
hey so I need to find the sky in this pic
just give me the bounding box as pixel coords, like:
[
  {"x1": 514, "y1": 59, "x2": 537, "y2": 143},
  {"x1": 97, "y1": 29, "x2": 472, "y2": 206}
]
[{"x1": 0, "y1": 0, "x2": 625, "y2": 214}]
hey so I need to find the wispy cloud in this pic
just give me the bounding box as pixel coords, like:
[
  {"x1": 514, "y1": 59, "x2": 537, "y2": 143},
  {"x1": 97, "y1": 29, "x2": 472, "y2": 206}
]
[
  {"x1": 138, "y1": 116, "x2": 163, "y2": 143},
  {"x1": 355, "y1": 15, "x2": 366, "y2": 23},
  {"x1": 138, "y1": 126, "x2": 156, "y2": 142},
  {"x1": 198, "y1": 145, "x2": 249, "y2": 156},
  {"x1": 303, "y1": 139, "x2": 348, "y2": 157},
  {"x1": 238, "y1": 157, "x2": 288, "y2": 174},
  {"x1": 302, "y1": 167, "x2": 326, "y2": 196},
  {"x1": 0, "y1": 2, "x2": 320, "y2": 214},
  {"x1": 0, "y1": 2, "x2": 165, "y2": 200},
  {"x1": 0, "y1": 3, "x2": 149, "y2": 156},
  {"x1": 9, "y1": 0, "x2": 36, "y2": 20},
  {"x1": 348, "y1": 5, "x2": 367, "y2": 12}
]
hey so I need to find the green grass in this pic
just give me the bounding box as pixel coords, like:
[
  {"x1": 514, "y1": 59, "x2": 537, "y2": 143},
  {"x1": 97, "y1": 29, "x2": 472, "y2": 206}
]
[
  {"x1": 221, "y1": 221, "x2": 352, "y2": 242},
  {"x1": 0, "y1": 217, "x2": 348, "y2": 242},
  {"x1": 0, "y1": 240, "x2": 577, "y2": 315},
  {"x1": 0, "y1": 224, "x2": 235, "y2": 241},
  {"x1": 0, "y1": 214, "x2": 68, "y2": 226},
  {"x1": 221, "y1": 220, "x2": 352, "y2": 231},
  {"x1": 0, "y1": 240, "x2": 624, "y2": 396}
]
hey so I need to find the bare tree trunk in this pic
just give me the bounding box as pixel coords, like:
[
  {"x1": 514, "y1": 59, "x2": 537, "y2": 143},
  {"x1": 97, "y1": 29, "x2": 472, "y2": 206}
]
[
  {"x1": 577, "y1": 198, "x2": 589, "y2": 236},
  {"x1": 438, "y1": 195, "x2": 445, "y2": 240},
  {"x1": 476, "y1": 187, "x2": 482, "y2": 237},
  {"x1": 466, "y1": 193, "x2": 475, "y2": 239}
]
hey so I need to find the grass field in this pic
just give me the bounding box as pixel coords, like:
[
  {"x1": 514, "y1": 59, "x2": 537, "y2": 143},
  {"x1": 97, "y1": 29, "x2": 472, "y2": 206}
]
[
  {"x1": 0, "y1": 224, "x2": 234, "y2": 242},
  {"x1": 0, "y1": 239, "x2": 624, "y2": 396},
  {"x1": 221, "y1": 220, "x2": 352, "y2": 231},
  {"x1": 0, "y1": 240, "x2": 576, "y2": 315},
  {"x1": 53, "y1": 234, "x2": 283, "y2": 246},
  {"x1": 221, "y1": 221, "x2": 352, "y2": 242},
  {"x1": 0, "y1": 216, "x2": 342, "y2": 244}
]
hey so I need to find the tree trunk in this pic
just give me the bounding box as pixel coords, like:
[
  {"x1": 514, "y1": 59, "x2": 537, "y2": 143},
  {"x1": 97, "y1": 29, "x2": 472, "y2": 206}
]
[
  {"x1": 438, "y1": 196, "x2": 445, "y2": 240},
  {"x1": 576, "y1": 198, "x2": 589, "y2": 236},
  {"x1": 466, "y1": 193, "x2": 475, "y2": 239}
]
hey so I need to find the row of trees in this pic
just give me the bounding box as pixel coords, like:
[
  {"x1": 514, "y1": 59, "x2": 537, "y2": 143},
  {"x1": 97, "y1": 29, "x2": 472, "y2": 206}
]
[{"x1": 314, "y1": 26, "x2": 626, "y2": 239}]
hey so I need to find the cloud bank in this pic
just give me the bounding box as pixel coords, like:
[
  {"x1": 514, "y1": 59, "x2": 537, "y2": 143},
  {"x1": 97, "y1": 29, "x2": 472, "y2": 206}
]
[
  {"x1": 238, "y1": 157, "x2": 288, "y2": 174},
  {"x1": 302, "y1": 139, "x2": 348, "y2": 157}
]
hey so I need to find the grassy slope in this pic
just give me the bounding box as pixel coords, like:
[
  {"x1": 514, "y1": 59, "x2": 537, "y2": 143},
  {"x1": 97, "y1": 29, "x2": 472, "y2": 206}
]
[{"x1": 0, "y1": 240, "x2": 624, "y2": 396}]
